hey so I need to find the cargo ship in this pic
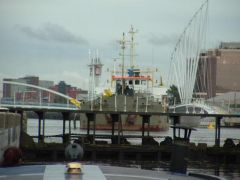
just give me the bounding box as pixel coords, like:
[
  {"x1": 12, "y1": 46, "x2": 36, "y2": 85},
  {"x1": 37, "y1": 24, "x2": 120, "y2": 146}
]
[{"x1": 80, "y1": 26, "x2": 169, "y2": 131}]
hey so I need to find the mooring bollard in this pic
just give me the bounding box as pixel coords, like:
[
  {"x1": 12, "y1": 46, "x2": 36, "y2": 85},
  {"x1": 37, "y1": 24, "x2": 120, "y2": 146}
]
[{"x1": 65, "y1": 143, "x2": 84, "y2": 161}]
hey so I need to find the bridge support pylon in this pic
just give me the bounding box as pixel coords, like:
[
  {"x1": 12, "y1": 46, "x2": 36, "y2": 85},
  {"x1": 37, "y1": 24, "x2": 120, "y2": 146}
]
[
  {"x1": 110, "y1": 113, "x2": 122, "y2": 144},
  {"x1": 85, "y1": 113, "x2": 96, "y2": 144},
  {"x1": 215, "y1": 116, "x2": 222, "y2": 147},
  {"x1": 62, "y1": 112, "x2": 71, "y2": 144},
  {"x1": 35, "y1": 111, "x2": 45, "y2": 143},
  {"x1": 141, "y1": 115, "x2": 151, "y2": 144}
]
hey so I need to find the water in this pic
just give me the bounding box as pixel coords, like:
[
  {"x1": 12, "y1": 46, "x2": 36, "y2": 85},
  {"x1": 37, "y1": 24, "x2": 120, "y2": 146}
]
[
  {"x1": 27, "y1": 118, "x2": 240, "y2": 179},
  {"x1": 27, "y1": 118, "x2": 240, "y2": 146}
]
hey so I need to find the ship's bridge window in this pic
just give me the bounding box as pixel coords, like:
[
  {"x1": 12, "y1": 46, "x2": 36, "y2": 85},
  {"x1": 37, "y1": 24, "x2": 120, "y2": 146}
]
[
  {"x1": 135, "y1": 80, "x2": 140, "y2": 85},
  {"x1": 134, "y1": 72, "x2": 140, "y2": 77}
]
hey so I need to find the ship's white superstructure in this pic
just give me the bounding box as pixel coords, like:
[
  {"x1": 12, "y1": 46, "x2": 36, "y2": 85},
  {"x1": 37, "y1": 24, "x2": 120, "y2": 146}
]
[{"x1": 108, "y1": 26, "x2": 167, "y2": 102}]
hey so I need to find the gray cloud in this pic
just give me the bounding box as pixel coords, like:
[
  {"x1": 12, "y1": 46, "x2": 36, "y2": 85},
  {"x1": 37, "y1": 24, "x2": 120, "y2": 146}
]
[
  {"x1": 147, "y1": 33, "x2": 179, "y2": 46},
  {"x1": 16, "y1": 23, "x2": 88, "y2": 45}
]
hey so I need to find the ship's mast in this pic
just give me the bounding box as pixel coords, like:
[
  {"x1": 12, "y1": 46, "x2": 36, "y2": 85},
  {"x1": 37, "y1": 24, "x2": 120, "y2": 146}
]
[
  {"x1": 128, "y1": 25, "x2": 138, "y2": 69},
  {"x1": 88, "y1": 49, "x2": 103, "y2": 101},
  {"x1": 119, "y1": 32, "x2": 126, "y2": 94},
  {"x1": 88, "y1": 50, "x2": 94, "y2": 101}
]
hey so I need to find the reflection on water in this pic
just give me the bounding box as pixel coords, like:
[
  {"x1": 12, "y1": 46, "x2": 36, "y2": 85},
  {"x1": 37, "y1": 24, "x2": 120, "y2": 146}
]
[
  {"x1": 187, "y1": 162, "x2": 240, "y2": 180},
  {"x1": 83, "y1": 160, "x2": 240, "y2": 180},
  {"x1": 27, "y1": 118, "x2": 240, "y2": 179}
]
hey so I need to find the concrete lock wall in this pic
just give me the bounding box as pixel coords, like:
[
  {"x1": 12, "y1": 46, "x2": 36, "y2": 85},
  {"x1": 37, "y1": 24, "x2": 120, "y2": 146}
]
[
  {"x1": 0, "y1": 113, "x2": 6, "y2": 129},
  {"x1": 5, "y1": 113, "x2": 21, "y2": 128},
  {"x1": 0, "y1": 112, "x2": 21, "y2": 163}
]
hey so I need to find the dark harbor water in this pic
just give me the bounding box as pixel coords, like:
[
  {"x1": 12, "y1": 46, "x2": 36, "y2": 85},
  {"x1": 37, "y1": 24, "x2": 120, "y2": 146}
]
[
  {"x1": 27, "y1": 118, "x2": 240, "y2": 146},
  {"x1": 87, "y1": 160, "x2": 240, "y2": 180},
  {"x1": 27, "y1": 119, "x2": 240, "y2": 179}
]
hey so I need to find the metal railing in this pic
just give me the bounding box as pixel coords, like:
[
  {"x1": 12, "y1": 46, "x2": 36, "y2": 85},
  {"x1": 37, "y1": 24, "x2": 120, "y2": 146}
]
[{"x1": 0, "y1": 99, "x2": 78, "y2": 110}]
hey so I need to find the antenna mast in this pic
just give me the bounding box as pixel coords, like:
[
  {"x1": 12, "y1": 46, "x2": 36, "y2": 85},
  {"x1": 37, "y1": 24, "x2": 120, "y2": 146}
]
[
  {"x1": 119, "y1": 32, "x2": 126, "y2": 94},
  {"x1": 128, "y1": 25, "x2": 138, "y2": 69}
]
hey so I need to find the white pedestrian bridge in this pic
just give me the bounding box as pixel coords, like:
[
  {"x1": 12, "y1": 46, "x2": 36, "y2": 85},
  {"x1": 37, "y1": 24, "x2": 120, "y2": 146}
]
[{"x1": 1, "y1": 80, "x2": 81, "y2": 110}]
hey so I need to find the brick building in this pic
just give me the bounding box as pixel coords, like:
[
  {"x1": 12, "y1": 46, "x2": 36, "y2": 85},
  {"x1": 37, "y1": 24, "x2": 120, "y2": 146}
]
[
  {"x1": 2, "y1": 76, "x2": 53, "y2": 102},
  {"x1": 2, "y1": 76, "x2": 87, "y2": 104},
  {"x1": 195, "y1": 42, "x2": 240, "y2": 98}
]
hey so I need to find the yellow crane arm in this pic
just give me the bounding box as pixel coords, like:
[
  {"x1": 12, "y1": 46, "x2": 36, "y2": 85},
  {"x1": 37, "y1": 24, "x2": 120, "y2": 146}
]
[{"x1": 70, "y1": 98, "x2": 81, "y2": 108}]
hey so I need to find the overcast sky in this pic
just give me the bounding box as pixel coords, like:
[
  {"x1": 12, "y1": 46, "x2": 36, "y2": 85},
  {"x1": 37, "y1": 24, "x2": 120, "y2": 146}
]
[{"x1": 0, "y1": 0, "x2": 239, "y2": 93}]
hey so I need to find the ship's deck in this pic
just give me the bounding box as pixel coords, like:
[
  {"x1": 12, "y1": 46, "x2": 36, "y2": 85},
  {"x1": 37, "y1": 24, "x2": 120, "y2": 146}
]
[{"x1": 0, "y1": 164, "x2": 225, "y2": 180}]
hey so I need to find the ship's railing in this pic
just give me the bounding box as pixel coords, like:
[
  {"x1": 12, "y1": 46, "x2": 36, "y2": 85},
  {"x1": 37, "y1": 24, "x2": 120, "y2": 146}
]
[
  {"x1": 169, "y1": 98, "x2": 232, "y2": 114},
  {"x1": 83, "y1": 93, "x2": 165, "y2": 113},
  {"x1": 0, "y1": 99, "x2": 77, "y2": 109}
]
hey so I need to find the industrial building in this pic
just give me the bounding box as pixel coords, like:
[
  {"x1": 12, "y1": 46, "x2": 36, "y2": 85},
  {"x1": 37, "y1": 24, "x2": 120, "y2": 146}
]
[{"x1": 195, "y1": 42, "x2": 240, "y2": 99}]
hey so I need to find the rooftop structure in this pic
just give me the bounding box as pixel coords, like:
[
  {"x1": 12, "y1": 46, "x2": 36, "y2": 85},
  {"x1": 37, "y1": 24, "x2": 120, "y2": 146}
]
[{"x1": 220, "y1": 42, "x2": 240, "y2": 49}]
